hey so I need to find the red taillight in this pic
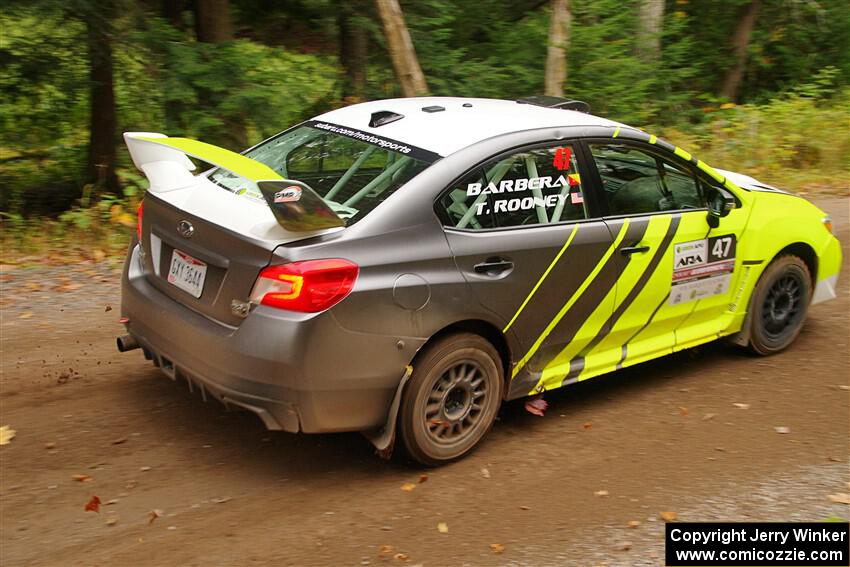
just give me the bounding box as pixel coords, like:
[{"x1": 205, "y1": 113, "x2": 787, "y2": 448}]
[
  {"x1": 250, "y1": 259, "x2": 359, "y2": 313},
  {"x1": 137, "y1": 200, "x2": 144, "y2": 242}
]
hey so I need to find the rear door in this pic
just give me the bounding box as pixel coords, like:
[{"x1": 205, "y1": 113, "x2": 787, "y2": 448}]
[{"x1": 437, "y1": 141, "x2": 627, "y2": 397}]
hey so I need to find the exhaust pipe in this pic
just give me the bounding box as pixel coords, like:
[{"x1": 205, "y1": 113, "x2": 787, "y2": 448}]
[{"x1": 117, "y1": 334, "x2": 140, "y2": 353}]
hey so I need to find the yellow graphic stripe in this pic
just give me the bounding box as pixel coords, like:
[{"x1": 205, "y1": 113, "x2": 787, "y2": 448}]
[
  {"x1": 137, "y1": 136, "x2": 283, "y2": 182},
  {"x1": 504, "y1": 224, "x2": 580, "y2": 333},
  {"x1": 612, "y1": 126, "x2": 621, "y2": 138},
  {"x1": 511, "y1": 220, "x2": 631, "y2": 378}
]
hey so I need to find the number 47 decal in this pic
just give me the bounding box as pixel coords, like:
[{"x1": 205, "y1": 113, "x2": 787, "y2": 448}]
[{"x1": 708, "y1": 235, "x2": 736, "y2": 262}]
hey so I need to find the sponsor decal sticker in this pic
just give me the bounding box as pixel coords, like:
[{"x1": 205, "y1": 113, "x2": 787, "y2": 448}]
[
  {"x1": 274, "y1": 185, "x2": 302, "y2": 203},
  {"x1": 670, "y1": 234, "x2": 736, "y2": 305},
  {"x1": 552, "y1": 147, "x2": 572, "y2": 171}
]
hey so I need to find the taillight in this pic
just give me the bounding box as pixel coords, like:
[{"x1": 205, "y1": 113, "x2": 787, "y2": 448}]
[
  {"x1": 250, "y1": 259, "x2": 359, "y2": 313},
  {"x1": 137, "y1": 200, "x2": 144, "y2": 242}
]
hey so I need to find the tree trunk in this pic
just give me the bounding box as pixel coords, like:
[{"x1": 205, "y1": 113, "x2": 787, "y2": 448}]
[
  {"x1": 374, "y1": 0, "x2": 428, "y2": 97},
  {"x1": 339, "y1": 3, "x2": 367, "y2": 103},
  {"x1": 636, "y1": 0, "x2": 664, "y2": 62},
  {"x1": 544, "y1": 0, "x2": 570, "y2": 97},
  {"x1": 720, "y1": 0, "x2": 760, "y2": 101},
  {"x1": 86, "y1": 10, "x2": 119, "y2": 192},
  {"x1": 163, "y1": 0, "x2": 185, "y2": 31},
  {"x1": 194, "y1": 0, "x2": 233, "y2": 43}
]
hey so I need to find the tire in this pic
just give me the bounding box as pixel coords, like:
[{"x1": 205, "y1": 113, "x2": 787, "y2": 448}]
[
  {"x1": 398, "y1": 333, "x2": 504, "y2": 465},
  {"x1": 748, "y1": 255, "x2": 811, "y2": 355}
]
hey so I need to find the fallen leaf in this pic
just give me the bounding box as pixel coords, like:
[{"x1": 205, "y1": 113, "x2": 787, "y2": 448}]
[
  {"x1": 148, "y1": 509, "x2": 162, "y2": 525},
  {"x1": 827, "y1": 493, "x2": 850, "y2": 505},
  {"x1": 618, "y1": 541, "x2": 632, "y2": 551},
  {"x1": 105, "y1": 305, "x2": 112, "y2": 312},
  {"x1": 112, "y1": 437, "x2": 128, "y2": 445},
  {"x1": 105, "y1": 499, "x2": 119, "y2": 506},
  {"x1": 212, "y1": 497, "x2": 231, "y2": 504},
  {"x1": 437, "y1": 522, "x2": 448, "y2": 533},
  {"x1": 519, "y1": 505, "x2": 531, "y2": 511},
  {"x1": 627, "y1": 520, "x2": 641, "y2": 528},
  {"x1": 481, "y1": 467, "x2": 491, "y2": 479},
  {"x1": 774, "y1": 426, "x2": 791, "y2": 434},
  {"x1": 594, "y1": 490, "x2": 609, "y2": 497},
  {"x1": 0, "y1": 425, "x2": 16, "y2": 445},
  {"x1": 400, "y1": 483, "x2": 416, "y2": 492},
  {"x1": 18, "y1": 312, "x2": 32, "y2": 320},
  {"x1": 72, "y1": 474, "x2": 93, "y2": 482},
  {"x1": 490, "y1": 543, "x2": 505, "y2": 554},
  {"x1": 45, "y1": 442, "x2": 56, "y2": 450},
  {"x1": 93, "y1": 250, "x2": 106, "y2": 262},
  {"x1": 660, "y1": 511, "x2": 677, "y2": 522},
  {"x1": 733, "y1": 403, "x2": 750, "y2": 410},
  {"x1": 582, "y1": 422, "x2": 593, "y2": 430},
  {"x1": 85, "y1": 495, "x2": 101, "y2": 513},
  {"x1": 838, "y1": 385, "x2": 849, "y2": 391},
  {"x1": 379, "y1": 545, "x2": 394, "y2": 555},
  {"x1": 393, "y1": 552, "x2": 409, "y2": 562},
  {"x1": 105, "y1": 517, "x2": 118, "y2": 526},
  {"x1": 679, "y1": 406, "x2": 689, "y2": 416},
  {"x1": 702, "y1": 413, "x2": 717, "y2": 420},
  {"x1": 418, "y1": 474, "x2": 428, "y2": 484},
  {"x1": 524, "y1": 396, "x2": 548, "y2": 417},
  {"x1": 139, "y1": 466, "x2": 152, "y2": 472}
]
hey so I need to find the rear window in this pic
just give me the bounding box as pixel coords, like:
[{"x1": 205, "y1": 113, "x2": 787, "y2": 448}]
[{"x1": 210, "y1": 122, "x2": 435, "y2": 225}]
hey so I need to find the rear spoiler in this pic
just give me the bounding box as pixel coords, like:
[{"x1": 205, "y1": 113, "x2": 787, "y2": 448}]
[{"x1": 123, "y1": 132, "x2": 344, "y2": 231}]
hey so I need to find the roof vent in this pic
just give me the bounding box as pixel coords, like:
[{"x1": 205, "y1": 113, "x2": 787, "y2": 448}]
[
  {"x1": 369, "y1": 111, "x2": 404, "y2": 128},
  {"x1": 516, "y1": 96, "x2": 591, "y2": 113},
  {"x1": 421, "y1": 105, "x2": 445, "y2": 113}
]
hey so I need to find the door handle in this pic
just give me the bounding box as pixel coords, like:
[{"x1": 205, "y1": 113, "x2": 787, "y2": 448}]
[
  {"x1": 620, "y1": 245, "x2": 650, "y2": 256},
  {"x1": 474, "y1": 257, "x2": 514, "y2": 275}
]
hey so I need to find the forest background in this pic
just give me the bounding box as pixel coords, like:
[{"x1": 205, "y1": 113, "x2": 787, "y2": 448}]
[{"x1": 1, "y1": 0, "x2": 848, "y2": 258}]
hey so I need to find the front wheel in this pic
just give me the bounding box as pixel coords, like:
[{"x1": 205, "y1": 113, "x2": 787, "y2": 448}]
[
  {"x1": 748, "y1": 255, "x2": 811, "y2": 355},
  {"x1": 398, "y1": 333, "x2": 504, "y2": 465}
]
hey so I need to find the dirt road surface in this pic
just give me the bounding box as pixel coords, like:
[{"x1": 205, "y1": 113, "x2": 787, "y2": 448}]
[{"x1": 2, "y1": 197, "x2": 848, "y2": 567}]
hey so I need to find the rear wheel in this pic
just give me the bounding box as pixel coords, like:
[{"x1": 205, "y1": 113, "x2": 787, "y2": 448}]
[
  {"x1": 748, "y1": 255, "x2": 811, "y2": 355},
  {"x1": 399, "y1": 333, "x2": 503, "y2": 465}
]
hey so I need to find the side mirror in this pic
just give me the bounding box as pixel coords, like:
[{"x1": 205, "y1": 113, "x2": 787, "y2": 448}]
[{"x1": 706, "y1": 189, "x2": 735, "y2": 228}]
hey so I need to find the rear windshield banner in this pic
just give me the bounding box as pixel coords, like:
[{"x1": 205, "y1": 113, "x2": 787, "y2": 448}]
[{"x1": 305, "y1": 120, "x2": 442, "y2": 163}]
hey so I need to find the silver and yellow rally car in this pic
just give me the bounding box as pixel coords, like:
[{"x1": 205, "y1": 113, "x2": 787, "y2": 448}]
[{"x1": 118, "y1": 96, "x2": 841, "y2": 465}]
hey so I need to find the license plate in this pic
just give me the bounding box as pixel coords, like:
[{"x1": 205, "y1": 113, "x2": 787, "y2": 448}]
[{"x1": 167, "y1": 249, "x2": 207, "y2": 298}]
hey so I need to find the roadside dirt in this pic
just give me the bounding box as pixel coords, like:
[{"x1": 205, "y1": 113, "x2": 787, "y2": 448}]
[{"x1": 1, "y1": 197, "x2": 848, "y2": 567}]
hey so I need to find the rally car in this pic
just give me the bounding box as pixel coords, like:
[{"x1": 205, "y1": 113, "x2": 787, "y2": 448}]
[{"x1": 118, "y1": 96, "x2": 841, "y2": 465}]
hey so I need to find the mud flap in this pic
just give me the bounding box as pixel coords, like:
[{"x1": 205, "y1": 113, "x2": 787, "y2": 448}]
[{"x1": 362, "y1": 365, "x2": 413, "y2": 459}]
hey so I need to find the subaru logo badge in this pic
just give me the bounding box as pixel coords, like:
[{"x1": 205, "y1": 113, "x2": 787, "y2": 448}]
[{"x1": 177, "y1": 220, "x2": 194, "y2": 238}]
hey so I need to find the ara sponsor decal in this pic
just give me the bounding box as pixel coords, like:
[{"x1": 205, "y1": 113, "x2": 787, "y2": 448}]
[
  {"x1": 670, "y1": 234, "x2": 737, "y2": 305},
  {"x1": 674, "y1": 239, "x2": 707, "y2": 268},
  {"x1": 273, "y1": 185, "x2": 302, "y2": 203}
]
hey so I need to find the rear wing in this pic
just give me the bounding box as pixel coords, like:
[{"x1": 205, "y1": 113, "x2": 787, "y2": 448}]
[{"x1": 124, "y1": 132, "x2": 344, "y2": 231}]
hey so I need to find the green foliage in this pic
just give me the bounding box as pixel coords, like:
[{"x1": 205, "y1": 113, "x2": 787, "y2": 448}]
[{"x1": 1, "y1": 0, "x2": 849, "y2": 246}]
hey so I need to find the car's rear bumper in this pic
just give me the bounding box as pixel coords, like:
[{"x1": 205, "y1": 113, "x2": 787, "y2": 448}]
[{"x1": 121, "y1": 244, "x2": 420, "y2": 433}]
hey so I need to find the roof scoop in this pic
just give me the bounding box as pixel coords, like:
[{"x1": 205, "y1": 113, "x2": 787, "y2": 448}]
[{"x1": 369, "y1": 110, "x2": 404, "y2": 128}]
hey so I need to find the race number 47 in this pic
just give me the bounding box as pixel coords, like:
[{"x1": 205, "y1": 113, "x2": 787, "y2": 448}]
[{"x1": 708, "y1": 235, "x2": 736, "y2": 263}]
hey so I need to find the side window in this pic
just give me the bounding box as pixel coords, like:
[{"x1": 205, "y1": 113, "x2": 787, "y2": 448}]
[
  {"x1": 438, "y1": 144, "x2": 588, "y2": 230},
  {"x1": 589, "y1": 143, "x2": 703, "y2": 216}
]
